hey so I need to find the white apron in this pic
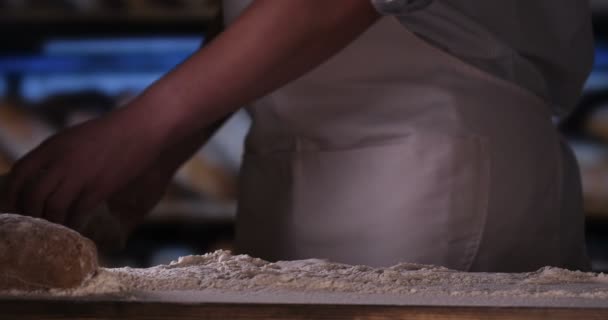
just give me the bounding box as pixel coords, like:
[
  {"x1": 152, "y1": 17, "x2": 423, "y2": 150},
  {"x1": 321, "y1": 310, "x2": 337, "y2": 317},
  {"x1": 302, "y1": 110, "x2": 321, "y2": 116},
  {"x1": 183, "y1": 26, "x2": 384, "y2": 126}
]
[{"x1": 225, "y1": 3, "x2": 590, "y2": 272}]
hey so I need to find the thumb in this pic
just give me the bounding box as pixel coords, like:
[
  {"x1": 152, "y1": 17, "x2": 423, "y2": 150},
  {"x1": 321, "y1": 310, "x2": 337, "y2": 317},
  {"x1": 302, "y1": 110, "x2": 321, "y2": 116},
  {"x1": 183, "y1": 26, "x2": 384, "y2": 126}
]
[
  {"x1": 0, "y1": 173, "x2": 10, "y2": 212},
  {"x1": 77, "y1": 204, "x2": 128, "y2": 253}
]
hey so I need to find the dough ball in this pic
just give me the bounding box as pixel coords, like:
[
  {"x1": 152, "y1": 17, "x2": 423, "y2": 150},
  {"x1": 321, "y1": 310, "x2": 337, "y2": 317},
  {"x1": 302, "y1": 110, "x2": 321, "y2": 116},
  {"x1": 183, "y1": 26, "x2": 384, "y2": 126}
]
[{"x1": 0, "y1": 213, "x2": 98, "y2": 290}]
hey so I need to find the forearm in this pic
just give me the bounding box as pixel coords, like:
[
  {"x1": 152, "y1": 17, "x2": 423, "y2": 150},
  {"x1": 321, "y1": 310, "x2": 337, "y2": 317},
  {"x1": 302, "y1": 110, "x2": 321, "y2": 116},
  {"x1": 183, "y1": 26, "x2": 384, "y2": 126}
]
[
  {"x1": 154, "y1": 117, "x2": 229, "y2": 175},
  {"x1": 127, "y1": 0, "x2": 379, "y2": 147}
]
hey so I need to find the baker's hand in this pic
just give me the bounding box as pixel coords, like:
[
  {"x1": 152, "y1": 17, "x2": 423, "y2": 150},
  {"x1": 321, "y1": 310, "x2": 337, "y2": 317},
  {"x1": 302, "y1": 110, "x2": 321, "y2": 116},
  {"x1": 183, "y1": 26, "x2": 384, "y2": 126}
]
[
  {"x1": 106, "y1": 164, "x2": 175, "y2": 234},
  {"x1": 4, "y1": 108, "x2": 168, "y2": 227}
]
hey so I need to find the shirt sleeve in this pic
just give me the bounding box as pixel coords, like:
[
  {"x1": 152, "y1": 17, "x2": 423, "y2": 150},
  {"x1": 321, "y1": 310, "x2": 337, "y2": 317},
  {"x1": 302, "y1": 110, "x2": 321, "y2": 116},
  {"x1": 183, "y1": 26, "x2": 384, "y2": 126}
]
[{"x1": 370, "y1": 0, "x2": 433, "y2": 15}]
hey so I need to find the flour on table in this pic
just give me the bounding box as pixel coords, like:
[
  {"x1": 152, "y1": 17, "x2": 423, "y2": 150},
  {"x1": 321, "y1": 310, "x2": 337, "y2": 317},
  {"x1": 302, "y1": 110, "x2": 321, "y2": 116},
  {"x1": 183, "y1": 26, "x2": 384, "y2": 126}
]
[{"x1": 3, "y1": 250, "x2": 605, "y2": 302}]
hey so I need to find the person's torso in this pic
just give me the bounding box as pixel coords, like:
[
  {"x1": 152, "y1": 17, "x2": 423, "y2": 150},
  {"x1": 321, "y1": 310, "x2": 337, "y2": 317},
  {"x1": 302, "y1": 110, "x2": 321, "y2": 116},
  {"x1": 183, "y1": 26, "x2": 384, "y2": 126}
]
[
  {"x1": 225, "y1": 0, "x2": 595, "y2": 117},
  {"x1": 224, "y1": 0, "x2": 589, "y2": 271}
]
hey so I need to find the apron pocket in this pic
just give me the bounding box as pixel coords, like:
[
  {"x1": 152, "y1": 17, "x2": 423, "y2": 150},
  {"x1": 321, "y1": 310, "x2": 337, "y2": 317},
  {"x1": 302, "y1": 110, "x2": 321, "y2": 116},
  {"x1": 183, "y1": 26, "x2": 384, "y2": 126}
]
[{"x1": 287, "y1": 131, "x2": 490, "y2": 269}]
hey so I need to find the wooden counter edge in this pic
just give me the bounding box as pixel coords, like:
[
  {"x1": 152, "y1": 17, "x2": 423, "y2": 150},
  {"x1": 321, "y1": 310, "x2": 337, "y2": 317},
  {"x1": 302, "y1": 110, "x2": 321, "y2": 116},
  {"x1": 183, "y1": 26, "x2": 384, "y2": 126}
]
[{"x1": 1, "y1": 299, "x2": 607, "y2": 320}]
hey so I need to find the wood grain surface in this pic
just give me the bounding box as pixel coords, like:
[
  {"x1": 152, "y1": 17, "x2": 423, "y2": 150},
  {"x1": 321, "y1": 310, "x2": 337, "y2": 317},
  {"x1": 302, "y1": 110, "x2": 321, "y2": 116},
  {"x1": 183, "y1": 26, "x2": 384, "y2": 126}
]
[{"x1": 1, "y1": 300, "x2": 607, "y2": 320}]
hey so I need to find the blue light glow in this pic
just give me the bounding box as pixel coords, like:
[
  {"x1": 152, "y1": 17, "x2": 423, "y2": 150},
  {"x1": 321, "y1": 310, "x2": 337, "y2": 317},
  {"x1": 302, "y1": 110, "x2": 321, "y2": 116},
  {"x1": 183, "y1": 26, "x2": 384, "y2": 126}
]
[
  {"x1": 0, "y1": 75, "x2": 6, "y2": 98},
  {"x1": 44, "y1": 37, "x2": 203, "y2": 55},
  {"x1": 21, "y1": 72, "x2": 163, "y2": 103},
  {"x1": 0, "y1": 36, "x2": 203, "y2": 102}
]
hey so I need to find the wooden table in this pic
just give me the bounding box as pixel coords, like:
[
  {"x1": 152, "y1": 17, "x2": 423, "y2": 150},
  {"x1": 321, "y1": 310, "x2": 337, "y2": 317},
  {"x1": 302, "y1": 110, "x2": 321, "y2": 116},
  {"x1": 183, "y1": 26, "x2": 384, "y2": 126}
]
[{"x1": 2, "y1": 299, "x2": 608, "y2": 320}]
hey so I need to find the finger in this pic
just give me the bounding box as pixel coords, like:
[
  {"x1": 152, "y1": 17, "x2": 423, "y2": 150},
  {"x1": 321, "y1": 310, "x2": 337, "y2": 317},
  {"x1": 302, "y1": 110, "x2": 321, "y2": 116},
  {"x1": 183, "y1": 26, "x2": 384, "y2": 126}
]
[
  {"x1": 21, "y1": 169, "x2": 64, "y2": 218},
  {"x1": 43, "y1": 178, "x2": 84, "y2": 225},
  {"x1": 6, "y1": 150, "x2": 50, "y2": 213},
  {"x1": 108, "y1": 184, "x2": 139, "y2": 213},
  {"x1": 65, "y1": 187, "x2": 104, "y2": 230},
  {"x1": 0, "y1": 173, "x2": 10, "y2": 211}
]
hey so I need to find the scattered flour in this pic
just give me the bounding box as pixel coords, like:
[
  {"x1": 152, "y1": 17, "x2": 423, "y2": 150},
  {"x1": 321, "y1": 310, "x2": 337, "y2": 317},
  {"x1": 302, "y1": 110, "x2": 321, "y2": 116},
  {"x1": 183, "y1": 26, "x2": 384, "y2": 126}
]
[{"x1": 0, "y1": 250, "x2": 603, "y2": 304}]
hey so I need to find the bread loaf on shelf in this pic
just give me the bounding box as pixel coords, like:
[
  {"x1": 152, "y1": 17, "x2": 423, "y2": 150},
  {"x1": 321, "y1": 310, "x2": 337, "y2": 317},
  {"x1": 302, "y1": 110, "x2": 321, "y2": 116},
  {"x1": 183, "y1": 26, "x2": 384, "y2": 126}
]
[
  {"x1": 0, "y1": 103, "x2": 55, "y2": 159},
  {"x1": 175, "y1": 154, "x2": 237, "y2": 202}
]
